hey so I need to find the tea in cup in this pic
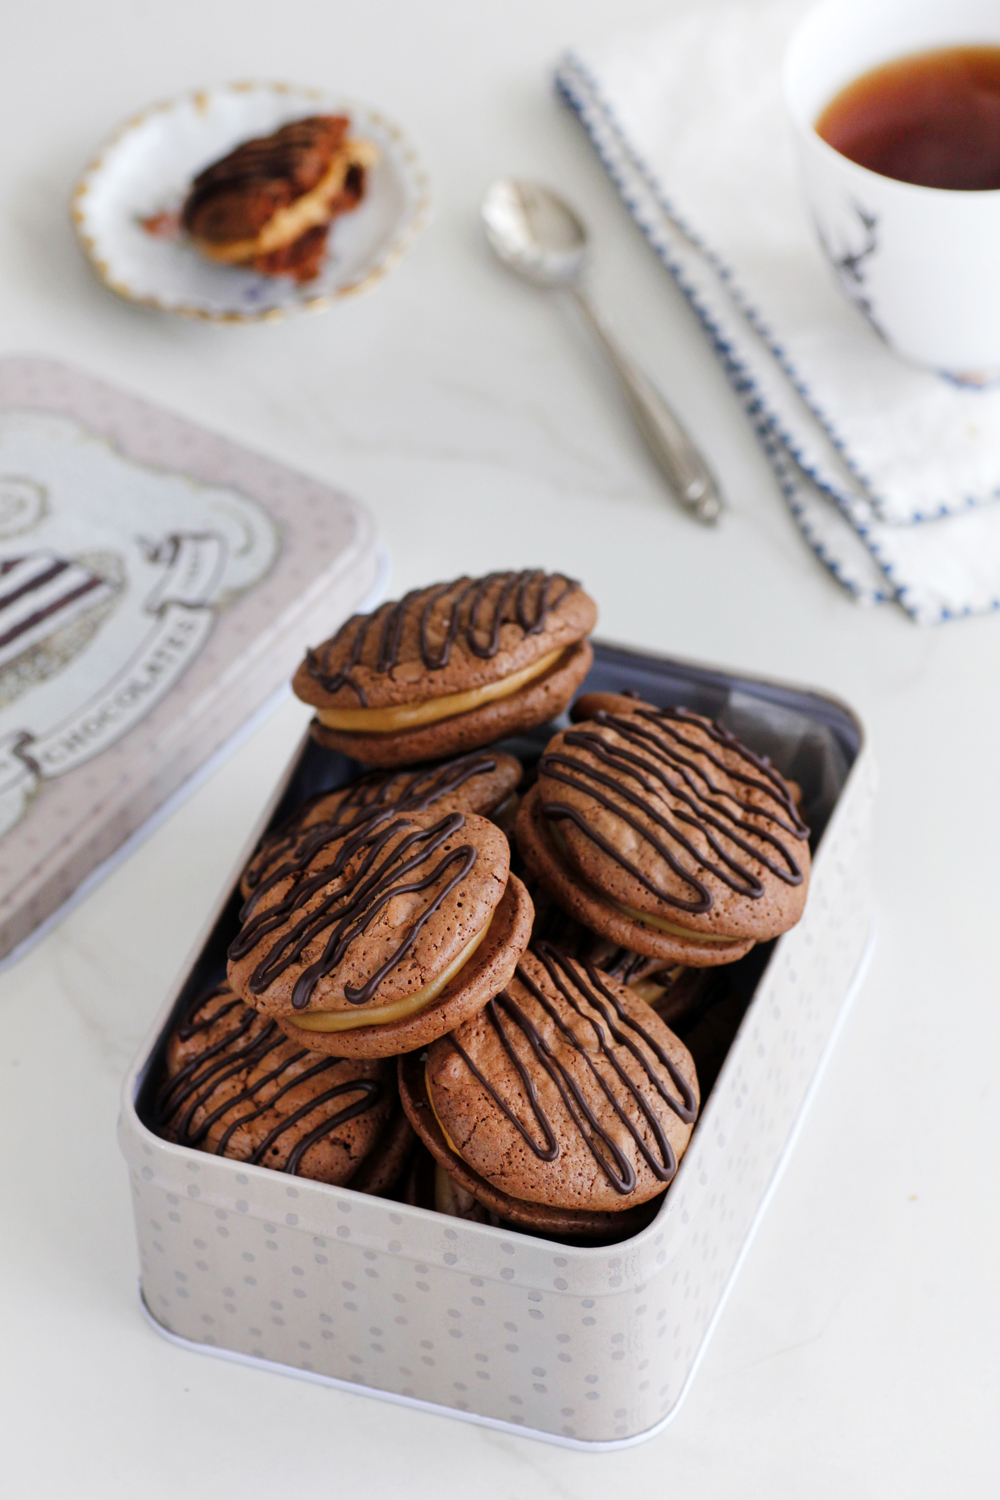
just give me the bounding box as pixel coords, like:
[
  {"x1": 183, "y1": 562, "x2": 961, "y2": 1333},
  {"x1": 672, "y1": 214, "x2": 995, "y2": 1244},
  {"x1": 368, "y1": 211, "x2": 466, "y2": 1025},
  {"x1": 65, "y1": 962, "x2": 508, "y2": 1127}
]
[{"x1": 785, "y1": 0, "x2": 1000, "y2": 376}]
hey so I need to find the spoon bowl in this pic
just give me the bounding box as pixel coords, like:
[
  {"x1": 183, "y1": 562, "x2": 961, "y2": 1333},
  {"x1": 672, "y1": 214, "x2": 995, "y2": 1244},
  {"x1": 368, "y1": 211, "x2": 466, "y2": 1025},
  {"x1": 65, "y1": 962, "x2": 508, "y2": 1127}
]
[{"x1": 481, "y1": 178, "x2": 588, "y2": 287}]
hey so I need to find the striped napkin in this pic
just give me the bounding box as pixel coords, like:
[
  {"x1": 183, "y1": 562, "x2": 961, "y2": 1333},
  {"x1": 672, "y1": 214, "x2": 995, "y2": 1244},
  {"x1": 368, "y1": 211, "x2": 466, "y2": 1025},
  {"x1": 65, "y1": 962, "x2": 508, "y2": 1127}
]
[{"x1": 556, "y1": 0, "x2": 1000, "y2": 622}]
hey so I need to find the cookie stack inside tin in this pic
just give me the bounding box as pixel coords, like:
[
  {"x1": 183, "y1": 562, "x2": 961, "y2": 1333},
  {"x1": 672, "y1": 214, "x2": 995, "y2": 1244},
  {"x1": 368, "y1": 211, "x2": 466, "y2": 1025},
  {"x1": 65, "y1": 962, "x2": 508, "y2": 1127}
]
[{"x1": 154, "y1": 570, "x2": 812, "y2": 1243}]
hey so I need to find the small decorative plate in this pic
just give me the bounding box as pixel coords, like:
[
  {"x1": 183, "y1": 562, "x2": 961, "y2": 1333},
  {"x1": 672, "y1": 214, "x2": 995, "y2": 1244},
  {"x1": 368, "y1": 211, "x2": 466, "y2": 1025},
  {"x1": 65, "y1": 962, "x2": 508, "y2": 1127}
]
[{"x1": 72, "y1": 82, "x2": 430, "y2": 322}]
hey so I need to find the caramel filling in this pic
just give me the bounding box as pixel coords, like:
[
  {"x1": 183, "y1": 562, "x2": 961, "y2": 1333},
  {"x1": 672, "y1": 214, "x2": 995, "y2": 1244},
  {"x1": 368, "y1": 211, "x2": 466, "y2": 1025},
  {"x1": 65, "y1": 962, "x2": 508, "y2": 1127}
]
[
  {"x1": 195, "y1": 138, "x2": 377, "y2": 264},
  {"x1": 629, "y1": 977, "x2": 669, "y2": 1005},
  {"x1": 316, "y1": 647, "x2": 565, "y2": 734},
  {"x1": 285, "y1": 913, "x2": 493, "y2": 1033},
  {"x1": 426, "y1": 1066, "x2": 464, "y2": 1158},
  {"x1": 547, "y1": 822, "x2": 742, "y2": 948},
  {"x1": 628, "y1": 964, "x2": 682, "y2": 1006},
  {"x1": 607, "y1": 899, "x2": 743, "y2": 947}
]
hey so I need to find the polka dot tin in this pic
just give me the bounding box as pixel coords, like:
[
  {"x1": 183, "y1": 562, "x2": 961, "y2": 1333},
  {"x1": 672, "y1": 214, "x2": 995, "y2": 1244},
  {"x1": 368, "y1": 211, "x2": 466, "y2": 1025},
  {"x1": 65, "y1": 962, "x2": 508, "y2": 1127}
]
[
  {"x1": 0, "y1": 356, "x2": 382, "y2": 966},
  {"x1": 119, "y1": 643, "x2": 875, "y2": 1446}
]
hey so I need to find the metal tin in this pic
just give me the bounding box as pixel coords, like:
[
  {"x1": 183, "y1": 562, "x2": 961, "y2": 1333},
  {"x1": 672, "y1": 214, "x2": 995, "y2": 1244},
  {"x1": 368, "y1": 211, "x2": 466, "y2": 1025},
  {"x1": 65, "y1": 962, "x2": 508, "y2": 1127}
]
[
  {"x1": 0, "y1": 356, "x2": 382, "y2": 963},
  {"x1": 119, "y1": 642, "x2": 875, "y2": 1447}
]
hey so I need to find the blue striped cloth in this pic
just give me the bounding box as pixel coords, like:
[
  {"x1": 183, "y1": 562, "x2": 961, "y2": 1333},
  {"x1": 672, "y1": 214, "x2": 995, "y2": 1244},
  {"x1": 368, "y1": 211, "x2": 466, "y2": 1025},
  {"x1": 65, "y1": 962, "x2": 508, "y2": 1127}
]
[{"x1": 557, "y1": 4, "x2": 1000, "y2": 623}]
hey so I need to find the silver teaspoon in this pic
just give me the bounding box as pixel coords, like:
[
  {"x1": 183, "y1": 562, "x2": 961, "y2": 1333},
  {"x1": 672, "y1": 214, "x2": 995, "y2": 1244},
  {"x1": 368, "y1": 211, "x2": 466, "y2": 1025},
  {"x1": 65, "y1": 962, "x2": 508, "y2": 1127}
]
[{"x1": 481, "y1": 178, "x2": 723, "y2": 524}]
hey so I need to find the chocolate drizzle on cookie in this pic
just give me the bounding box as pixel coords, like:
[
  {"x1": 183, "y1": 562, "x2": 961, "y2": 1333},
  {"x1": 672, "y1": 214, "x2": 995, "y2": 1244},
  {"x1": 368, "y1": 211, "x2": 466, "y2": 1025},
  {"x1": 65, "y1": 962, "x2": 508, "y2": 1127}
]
[
  {"x1": 229, "y1": 810, "x2": 479, "y2": 1009},
  {"x1": 155, "y1": 986, "x2": 384, "y2": 1176},
  {"x1": 531, "y1": 887, "x2": 677, "y2": 989},
  {"x1": 603, "y1": 947, "x2": 669, "y2": 987},
  {"x1": 182, "y1": 115, "x2": 351, "y2": 239},
  {"x1": 243, "y1": 753, "x2": 499, "y2": 895},
  {"x1": 304, "y1": 570, "x2": 579, "y2": 704},
  {"x1": 539, "y1": 706, "x2": 808, "y2": 915},
  {"x1": 445, "y1": 945, "x2": 697, "y2": 1196}
]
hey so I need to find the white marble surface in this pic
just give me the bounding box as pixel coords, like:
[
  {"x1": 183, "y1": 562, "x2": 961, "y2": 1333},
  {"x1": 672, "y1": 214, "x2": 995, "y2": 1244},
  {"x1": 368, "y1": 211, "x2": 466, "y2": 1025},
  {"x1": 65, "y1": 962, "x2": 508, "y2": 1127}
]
[{"x1": 0, "y1": 1, "x2": 997, "y2": 1495}]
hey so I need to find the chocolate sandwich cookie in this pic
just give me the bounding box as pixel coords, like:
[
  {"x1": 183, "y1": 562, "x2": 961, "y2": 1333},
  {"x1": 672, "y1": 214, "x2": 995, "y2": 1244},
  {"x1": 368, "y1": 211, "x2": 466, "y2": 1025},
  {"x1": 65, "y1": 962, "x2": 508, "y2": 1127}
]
[
  {"x1": 228, "y1": 806, "x2": 533, "y2": 1059},
  {"x1": 154, "y1": 983, "x2": 412, "y2": 1190},
  {"x1": 293, "y1": 570, "x2": 597, "y2": 767},
  {"x1": 671, "y1": 970, "x2": 751, "y2": 1101},
  {"x1": 399, "y1": 944, "x2": 699, "y2": 1237},
  {"x1": 516, "y1": 698, "x2": 811, "y2": 966},
  {"x1": 182, "y1": 115, "x2": 376, "y2": 282},
  {"x1": 401, "y1": 1143, "x2": 500, "y2": 1225},
  {"x1": 241, "y1": 750, "x2": 522, "y2": 900},
  {"x1": 527, "y1": 880, "x2": 710, "y2": 1023},
  {"x1": 587, "y1": 943, "x2": 710, "y2": 1022}
]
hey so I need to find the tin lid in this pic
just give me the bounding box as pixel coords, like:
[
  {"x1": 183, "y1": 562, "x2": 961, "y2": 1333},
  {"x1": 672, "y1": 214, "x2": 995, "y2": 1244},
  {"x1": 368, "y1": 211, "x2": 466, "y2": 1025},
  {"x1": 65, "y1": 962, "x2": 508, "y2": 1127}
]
[{"x1": 0, "y1": 355, "x2": 382, "y2": 962}]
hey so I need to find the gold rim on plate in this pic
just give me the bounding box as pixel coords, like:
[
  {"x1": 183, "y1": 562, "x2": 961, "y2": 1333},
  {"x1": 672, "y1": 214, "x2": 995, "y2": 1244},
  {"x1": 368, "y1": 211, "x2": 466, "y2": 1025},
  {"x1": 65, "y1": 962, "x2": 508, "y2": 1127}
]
[{"x1": 71, "y1": 81, "x2": 432, "y2": 323}]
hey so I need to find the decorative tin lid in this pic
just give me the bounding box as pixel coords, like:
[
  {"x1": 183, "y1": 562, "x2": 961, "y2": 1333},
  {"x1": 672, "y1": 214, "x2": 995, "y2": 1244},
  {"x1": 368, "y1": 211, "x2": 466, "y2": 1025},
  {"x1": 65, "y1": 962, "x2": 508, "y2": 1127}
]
[{"x1": 0, "y1": 356, "x2": 381, "y2": 962}]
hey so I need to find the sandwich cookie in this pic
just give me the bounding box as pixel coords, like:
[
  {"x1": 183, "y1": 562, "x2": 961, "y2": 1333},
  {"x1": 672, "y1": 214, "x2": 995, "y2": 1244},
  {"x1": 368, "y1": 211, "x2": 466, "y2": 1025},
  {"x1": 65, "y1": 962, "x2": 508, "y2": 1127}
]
[
  {"x1": 586, "y1": 943, "x2": 710, "y2": 1022},
  {"x1": 154, "y1": 983, "x2": 412, "y2": 1190},
  {"x1": 516, "y1": 699, "x2": 811, "y2": 966},
  {"x1": 670, "y1": 969, "x2": 752, "y2": 1101},
  {"x1": 528, "y1": 878, "x2": 711, "y2": 1022},
  {"x1": 241, "y1": 749, "x2": 522, "y2": 900},
  {"x1": 293, "y1": 569, "x2": 597, "y2": 767},
  {"x1": 402, "y1": 1143, "x2": 500, "y2": 1225},
  {"x1": 182, "y1": 115, "x2": 376, "y2": 282},
  {"x1": 398, "y1": 944, "x2": 700, "y2": 1236},
  {"x1": 228, "y1": 806, "x2": 533, "y2": 1059}
]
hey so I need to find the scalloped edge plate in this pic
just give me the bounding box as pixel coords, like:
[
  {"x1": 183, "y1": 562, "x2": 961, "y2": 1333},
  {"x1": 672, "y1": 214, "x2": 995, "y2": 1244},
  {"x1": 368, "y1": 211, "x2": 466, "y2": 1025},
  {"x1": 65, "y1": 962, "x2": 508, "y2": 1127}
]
[{"x1": 72, "y1": 82, "x2": 431, "y2": 322}]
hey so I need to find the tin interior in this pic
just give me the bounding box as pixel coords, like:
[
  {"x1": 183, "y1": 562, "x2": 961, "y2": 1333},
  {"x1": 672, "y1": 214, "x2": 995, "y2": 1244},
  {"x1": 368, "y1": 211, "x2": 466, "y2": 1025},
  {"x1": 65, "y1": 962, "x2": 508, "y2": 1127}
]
[{"x1": 133, "y1": 639, "x2": 861, "y2": 1203}]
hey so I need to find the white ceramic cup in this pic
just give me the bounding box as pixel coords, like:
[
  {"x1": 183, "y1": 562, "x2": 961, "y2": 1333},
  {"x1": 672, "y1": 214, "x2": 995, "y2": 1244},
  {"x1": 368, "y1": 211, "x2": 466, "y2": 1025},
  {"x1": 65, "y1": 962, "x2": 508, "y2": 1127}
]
[{"x1": 784, "y1": 0, "x2": 1000, "y2": 377}]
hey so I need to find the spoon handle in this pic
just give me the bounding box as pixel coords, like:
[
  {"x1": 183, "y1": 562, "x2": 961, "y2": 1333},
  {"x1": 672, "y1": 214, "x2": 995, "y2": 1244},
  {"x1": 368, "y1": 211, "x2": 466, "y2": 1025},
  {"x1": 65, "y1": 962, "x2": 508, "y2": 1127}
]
[{"x1": 571, "y1": 287, "x2": 723, "y2": 524}]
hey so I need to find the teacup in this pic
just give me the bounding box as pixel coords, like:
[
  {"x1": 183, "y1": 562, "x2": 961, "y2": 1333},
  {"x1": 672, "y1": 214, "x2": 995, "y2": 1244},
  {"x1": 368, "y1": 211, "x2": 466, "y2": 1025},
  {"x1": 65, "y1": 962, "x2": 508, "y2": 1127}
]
[{"x1": 784, "y1": 0, "x2": 1000, "y2": 378}]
